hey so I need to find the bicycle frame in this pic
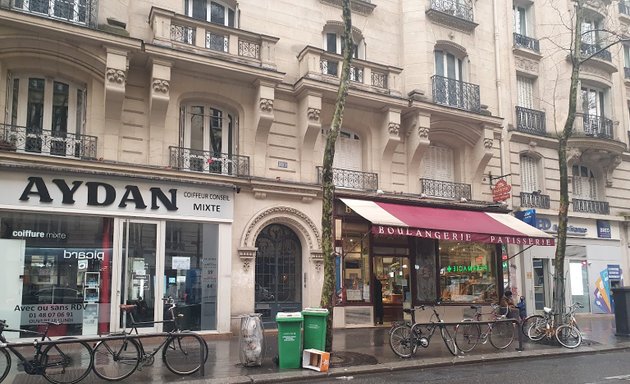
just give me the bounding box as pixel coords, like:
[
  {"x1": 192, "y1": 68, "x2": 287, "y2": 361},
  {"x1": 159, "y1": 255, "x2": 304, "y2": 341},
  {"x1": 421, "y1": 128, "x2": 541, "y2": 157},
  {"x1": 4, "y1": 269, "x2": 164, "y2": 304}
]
[{"x1": 0, "y1": 324, "x2": 64, "y2": 375}]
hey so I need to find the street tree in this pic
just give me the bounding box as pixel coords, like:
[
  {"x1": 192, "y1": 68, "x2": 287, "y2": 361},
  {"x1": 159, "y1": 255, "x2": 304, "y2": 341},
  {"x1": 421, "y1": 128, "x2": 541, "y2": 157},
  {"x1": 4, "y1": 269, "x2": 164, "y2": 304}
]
[{"x1": 319, "y1": 0, "x2": 353, "y2": 352}]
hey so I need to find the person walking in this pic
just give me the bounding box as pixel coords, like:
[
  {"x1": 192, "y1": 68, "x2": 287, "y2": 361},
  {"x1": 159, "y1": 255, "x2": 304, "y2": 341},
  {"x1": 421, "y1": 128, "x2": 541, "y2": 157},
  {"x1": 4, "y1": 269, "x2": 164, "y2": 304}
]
[{"x1": 373, "y1": 275, "x2": 383, "y2": 325}]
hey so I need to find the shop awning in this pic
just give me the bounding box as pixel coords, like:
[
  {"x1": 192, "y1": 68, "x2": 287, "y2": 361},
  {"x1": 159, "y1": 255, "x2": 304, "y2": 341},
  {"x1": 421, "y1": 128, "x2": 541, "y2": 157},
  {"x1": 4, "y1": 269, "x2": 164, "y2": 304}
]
[{"x1": 340, "y1": 198, "x2": 555, "y2": 246}]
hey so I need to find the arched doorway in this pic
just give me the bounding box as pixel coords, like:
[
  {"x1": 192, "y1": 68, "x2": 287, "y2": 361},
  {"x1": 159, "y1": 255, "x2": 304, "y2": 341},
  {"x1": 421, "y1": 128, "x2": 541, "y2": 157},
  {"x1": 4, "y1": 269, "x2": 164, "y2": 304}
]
[{"x1": 254, "y1": 224, "x2": 302, "y2": 326}]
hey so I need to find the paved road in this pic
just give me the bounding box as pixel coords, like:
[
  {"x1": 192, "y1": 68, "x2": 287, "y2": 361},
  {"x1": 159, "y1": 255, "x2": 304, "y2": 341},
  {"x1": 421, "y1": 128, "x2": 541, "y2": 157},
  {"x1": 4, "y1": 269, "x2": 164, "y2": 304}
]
[{"x1": 294, "y1": 348, "x2": 630, "y2": 384}]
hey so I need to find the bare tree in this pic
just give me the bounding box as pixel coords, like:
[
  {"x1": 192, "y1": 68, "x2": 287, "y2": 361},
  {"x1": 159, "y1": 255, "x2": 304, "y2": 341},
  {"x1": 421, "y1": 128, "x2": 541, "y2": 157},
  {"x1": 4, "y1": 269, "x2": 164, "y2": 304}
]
[{"x1": 319, "y1": 0, "x2": 353, "y2": 352}]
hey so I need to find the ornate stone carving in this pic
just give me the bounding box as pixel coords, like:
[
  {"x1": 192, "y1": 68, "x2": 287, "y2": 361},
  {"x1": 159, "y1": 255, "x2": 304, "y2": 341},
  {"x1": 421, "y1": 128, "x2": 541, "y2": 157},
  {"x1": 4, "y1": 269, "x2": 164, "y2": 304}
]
[
  {"x1": 310, "y1": 250, "x2": 324, "y2": 272},
  {"x1": 242, "y1": 206, "x2": 321, "y2": 249},
  {"x1": 259, "y1": 98, "x2": 274, "y2": 113},
  {"x1": 418, "y1": 126, "x2": 430, "y2": 139},
  {"x1": 106, "y1": 68, "x2": 126, "y2": 84},
  {"x1": 152, "y1": 78, "x2": 170, "y2": 93},
  {"x1": 484, "y1": 138, "x2": 493, "y2": 149},
  {"x1": 238, "y1": 248, "x2": 257, "y2": 272},
  {"x1": 514, "y1": 56, "x2": 538, "y2": 73},
  {"x1": 307, "y1": 107, "x2": 321, "y2": 122},
  {"x1": 388, "y1": 122, "x2": 400, "y2": 136},
  {"x1": 567, "y1": 147, "x2": 582, "y2": 164}
]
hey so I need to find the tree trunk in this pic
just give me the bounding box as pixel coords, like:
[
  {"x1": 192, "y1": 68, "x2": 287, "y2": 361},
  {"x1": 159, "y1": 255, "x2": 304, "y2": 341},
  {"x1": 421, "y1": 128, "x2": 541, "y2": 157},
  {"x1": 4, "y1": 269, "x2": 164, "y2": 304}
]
[{"x1": 320, "y1": 0, "x2": 353, "y2": 352}]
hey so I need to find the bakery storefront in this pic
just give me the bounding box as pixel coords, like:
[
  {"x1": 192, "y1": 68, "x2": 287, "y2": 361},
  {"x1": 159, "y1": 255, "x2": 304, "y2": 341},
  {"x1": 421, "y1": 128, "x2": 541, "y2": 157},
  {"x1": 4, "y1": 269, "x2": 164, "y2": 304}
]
[
  {"x1": 333, "y1": 198, "x2": 554, "y2": 327},
  {"x1": 0, "y1": 169, "x2": 233, "y2": 339}
]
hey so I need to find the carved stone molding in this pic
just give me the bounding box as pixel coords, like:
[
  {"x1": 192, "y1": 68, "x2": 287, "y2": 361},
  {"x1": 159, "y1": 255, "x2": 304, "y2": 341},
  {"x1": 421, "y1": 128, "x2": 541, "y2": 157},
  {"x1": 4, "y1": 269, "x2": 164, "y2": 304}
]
[
  {"x1": 567, "y1": 147, "x2": 582, "y2": 164},
  {"x1": 307, "y1": 107, "x2": 321, "y2": 122},
  {"x1": 152, "y1": 78, "x2": 170, "y2": 94},
  {"x1": 259, "y1": 98, "x2": 274, "y2": 113},
  {"x1": 238, "y1": 247, "x2": 257, "y2": 272},
  {"x1": 605, "y1": 155, "x2": 622, "y2": 187},
  {"x1": 241, "y1": 206, "x2": 322, "y2": 250},
  {"x1": 106, "y1": 68, "x2": 126, "y2": 84},
  {"x1": 418, "y1": 126, "x2": 430, "y2": 139},
  {"x1": 484, "y1": 138, "x2": 493, "y2": 149},
  {"x1": 388, "y1": 122, "x2": 400, "y2": 136},
  {"x1": 515, "y1": 56, "x2": 539, "y2": 73},
  {"x1": 310, "y1": 250, "x2": 324, "y2": 272}
]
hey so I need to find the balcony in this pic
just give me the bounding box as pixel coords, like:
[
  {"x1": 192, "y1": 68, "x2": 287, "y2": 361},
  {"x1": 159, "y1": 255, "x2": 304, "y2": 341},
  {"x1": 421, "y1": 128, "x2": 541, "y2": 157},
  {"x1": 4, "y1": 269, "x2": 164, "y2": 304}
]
[
  {"x1": 515, "y1": 106, "x2": 546, "y2": 136},
  {"x1": 520, "y1": 192, "x2": 550, "y2": 209},
  {"x1": 149, "y1": 7, "x2": 278, "y2": 69},
  {"x1": 426, "y1": 0, "x2": 477, "y2": 33},
  {"x1": 581, "y1": 43, "x2": 612, "y2": 62},
  {"x1": 3, "y1": 0, "x2": 97, "y2": 27},
  {"x1": 573, "y1": 198, "x2": 610, "y2": 215},
  {"x1": 573, "y1": 113, "x2": 614, "y2": 139},
  {"x1": 169, "y1": 147, "x2": 250, "y2": 176},
  {"x1": 419, "y1": 178, "x2": 472, "y2": 200},
  {"x1": 0, "y1": 123, "x2": 97, "y2": 159},
  {"x1": 513, "y1": 33, "x2": 540, "y2": 53},
  {"x1": 431, "y1": 75, "x2": 480, "y2": 113},
  {"x1": 297, "y1": 46, "x2": 402, "y2": 96},
  {"x1": 316, "y1": 167, "x2": 378, "y2": 191}
]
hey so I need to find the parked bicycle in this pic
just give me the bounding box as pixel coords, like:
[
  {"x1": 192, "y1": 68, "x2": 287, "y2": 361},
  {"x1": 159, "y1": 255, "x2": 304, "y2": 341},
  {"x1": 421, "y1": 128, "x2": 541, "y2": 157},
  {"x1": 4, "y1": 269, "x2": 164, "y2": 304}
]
[
  {"x1": 527, "y1": 302, "x2": 583, "y2": 348},
  {"x1": 92, "y1": 297, "x2": 209, "y2": 381},
  {"x1": 0, "y1": 320, "x2": 93, "y2": 384},
  {"x1": 389, "y1": 304, "x2": 458, "y2": 358},
  {"x1": 454, "y1": 304, "x2": 516, "y2": 353}
]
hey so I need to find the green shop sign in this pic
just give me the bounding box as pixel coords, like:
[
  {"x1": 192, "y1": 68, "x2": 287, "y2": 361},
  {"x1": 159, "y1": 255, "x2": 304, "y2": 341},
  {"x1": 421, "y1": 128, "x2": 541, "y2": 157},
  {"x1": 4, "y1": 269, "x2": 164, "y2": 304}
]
[{"x1": 446, "y1": 265, "x2": 488, "y2": 273}]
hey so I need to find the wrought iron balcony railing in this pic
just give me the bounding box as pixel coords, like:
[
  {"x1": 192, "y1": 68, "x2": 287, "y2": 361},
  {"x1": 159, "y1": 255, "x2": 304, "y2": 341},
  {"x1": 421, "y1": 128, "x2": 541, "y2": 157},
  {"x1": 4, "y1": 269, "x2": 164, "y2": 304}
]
[
  {"x1": 625, "y1": 67, "x2": 630, "y2": 79},
  {"x1": 520, "y1": 192, "x2": 550, "y2": 209},
  {"x1": 297, "y1": 46, "x2": 402, "y2": 96},
  {"x1": 169, "y1": 147, "x2": 250, "y2": 176},
  {"x1": 619, "y1": 1, "x2": 630, "y2": 16},
  {"x1": 5, "y1": 0, "x2": 98, "y2": 27},
  {"x1": 573, "y1": 198, "x2": 609, "y2": 215},
  {"x1": 429, "y1": 0, "x2": 473, "y2": 22},
  {"x1": 574, "y1": 113, "x2": 614, "y2": 139},
  {"x1": 431, "y1": 75, "x2": 480, "y2": 113},
  {"x1": 420, "y1": 178, "x2": 472, "y2": 200},
  {"x1": 0, "y1": 123, "x2": 97, "y2": 159},
  {"x1": 149, "y1": 7, "x2": 278, "y2": 69},
  {"x1": 515, "y1": 106, "x2": 546, "y2": 136},
  {"x1": 581, "y1": 43, "x2": 612, "y2": 62},
  {"x1": 316, "y1": 166, "x2": 379, "y2": 191},
  {"x1": 513, "y1": 33, "x2": 540, "y2": 53}
]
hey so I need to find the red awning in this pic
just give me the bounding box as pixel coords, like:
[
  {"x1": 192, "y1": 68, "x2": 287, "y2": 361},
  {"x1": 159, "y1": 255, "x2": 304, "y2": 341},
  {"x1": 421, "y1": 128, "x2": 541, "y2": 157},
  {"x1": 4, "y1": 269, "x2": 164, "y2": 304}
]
[{"x1": 340, "y1": 198, "x2": 555, "y2": 246}]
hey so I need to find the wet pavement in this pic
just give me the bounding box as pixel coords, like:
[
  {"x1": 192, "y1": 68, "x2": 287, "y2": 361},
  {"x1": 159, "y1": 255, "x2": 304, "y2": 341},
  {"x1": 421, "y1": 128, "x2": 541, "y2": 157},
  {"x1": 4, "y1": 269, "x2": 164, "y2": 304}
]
[{"x1": 4, "y1": 314, "x2": 630, "y2": 383}]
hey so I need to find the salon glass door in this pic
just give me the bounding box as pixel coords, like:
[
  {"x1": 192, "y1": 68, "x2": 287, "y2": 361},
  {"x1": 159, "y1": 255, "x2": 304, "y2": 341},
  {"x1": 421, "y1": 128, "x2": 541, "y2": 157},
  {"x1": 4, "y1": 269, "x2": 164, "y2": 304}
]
[{"x1": 114, "y1": 219, "x2": 165, "y2": 333}]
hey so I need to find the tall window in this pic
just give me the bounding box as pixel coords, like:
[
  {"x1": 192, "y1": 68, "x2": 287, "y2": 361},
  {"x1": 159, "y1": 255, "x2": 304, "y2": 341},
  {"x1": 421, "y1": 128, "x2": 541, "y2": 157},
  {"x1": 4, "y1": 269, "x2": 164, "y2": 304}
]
[
  {"x1": 572, "y1": 165, "x2": 597, "y2": 200},
  {"x1": 516, "y1": 76, "x2": 534, "y2": 109},
  {"x1": 624, "y1": 45, "x2": 630, "y2": 69},
  {"x1": 180, "y1": 103, "x2": 235, "y2": 173},
  {"x1": 435, "y1": 50, "x2": 463, "y2": 81},
  {"x1": 322, "y1": 30, "x2": 362, "y2": 77},
  {"x1": 8, "y1": 75, "x2": 86, "y2": 155},
  {"x1": 423, "y1": 145, "x2": 455, "y2": 182},
  {"x1": 185, "y1": 0, "x2": 236, "y2": 26},
  {"x1": 520, "y1": 155, "x2": 539, "y2": 193},
  {"x1": 12, "y1": 0, "x2": 89, "y2": 24},
  {"x1": 513, "y1": 5, "x2": 528, "y2": 36},
  {"x1": 434, "y1": 50, "x2": 467, "y2": 108},
  {"x1": 581, "y1": 86, "x2": 605, "y2": 117},
  {"x1": 332, "y1": 130, "x2": 362, "y2": 171},
  {"x1": 582, "y1": 18, "x2": 601, "y2": 45}
]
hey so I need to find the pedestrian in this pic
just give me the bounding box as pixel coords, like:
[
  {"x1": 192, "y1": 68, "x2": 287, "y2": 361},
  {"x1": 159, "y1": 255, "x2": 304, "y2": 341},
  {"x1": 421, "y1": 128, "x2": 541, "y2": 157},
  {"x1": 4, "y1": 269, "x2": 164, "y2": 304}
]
[
  {"x1": 516, "y1": 295, "x2": 527, "y2": 320},
  {"x1": 499, "y1": 289, "x2": 520, "y2": 320},
  {"x1": 373, "y1": 275, "x2": 383, "y2": 325}
]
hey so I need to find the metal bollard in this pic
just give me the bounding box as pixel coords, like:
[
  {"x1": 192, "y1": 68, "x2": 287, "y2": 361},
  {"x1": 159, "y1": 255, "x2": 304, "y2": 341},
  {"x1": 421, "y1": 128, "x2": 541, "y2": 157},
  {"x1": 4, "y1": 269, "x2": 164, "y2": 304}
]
[{"x1": 516, "y1": 319, "x2": 524, "y2": 351}]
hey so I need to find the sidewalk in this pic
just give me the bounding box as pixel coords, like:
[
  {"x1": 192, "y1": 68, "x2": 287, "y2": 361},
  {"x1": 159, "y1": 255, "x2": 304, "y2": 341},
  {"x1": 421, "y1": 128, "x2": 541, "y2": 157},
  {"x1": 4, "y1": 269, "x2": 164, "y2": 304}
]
[{"x1": 192, "y1": 313, "x2": 630, "y2": 384}]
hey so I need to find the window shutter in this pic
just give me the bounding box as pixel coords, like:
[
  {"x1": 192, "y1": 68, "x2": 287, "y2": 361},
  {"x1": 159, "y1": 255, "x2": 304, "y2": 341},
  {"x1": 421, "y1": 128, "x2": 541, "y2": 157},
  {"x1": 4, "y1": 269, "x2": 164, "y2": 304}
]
[
  {"x1": 424, "y1": 145, "x2": 454, "y2": 182},
  {"x1": 517, "y1": 76, "x2": 534, "y2": 108},
  {"x1": 4, "y1": 70, "x2": 13, "y2": 124},
  {"x1": 520, "y1": 155, "x2": 538, "y2": 192},
  {"x1": 333, "y1": 132, "x2": 362, "y2": 171}
]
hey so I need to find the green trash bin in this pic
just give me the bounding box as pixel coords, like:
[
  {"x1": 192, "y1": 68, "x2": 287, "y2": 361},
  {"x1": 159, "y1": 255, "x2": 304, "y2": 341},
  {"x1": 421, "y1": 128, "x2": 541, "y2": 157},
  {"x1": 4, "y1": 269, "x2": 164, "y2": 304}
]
[
  {"x1": 276, "y1": 312, "x2": 303, "y2": 369},
  {"x1": 302, "y1": 307, "x2": 328, "y2": 351}
]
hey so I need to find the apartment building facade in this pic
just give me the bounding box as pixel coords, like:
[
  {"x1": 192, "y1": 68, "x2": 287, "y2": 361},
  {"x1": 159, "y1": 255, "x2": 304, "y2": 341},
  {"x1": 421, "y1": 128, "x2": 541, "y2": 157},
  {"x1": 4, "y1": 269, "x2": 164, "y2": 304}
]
[{"x1": 0, "y1": 0, "x2": 620, "y2": 337}]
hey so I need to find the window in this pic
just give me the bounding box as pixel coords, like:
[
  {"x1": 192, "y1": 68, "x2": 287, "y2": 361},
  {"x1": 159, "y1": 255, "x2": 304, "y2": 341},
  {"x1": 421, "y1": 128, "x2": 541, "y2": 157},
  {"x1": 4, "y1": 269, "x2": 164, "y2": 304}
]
[
  {"x1": 180, "y1": 103, "x2": 235, "y2": 174},
  {"x1": 520, "y1": 154, "x2": 539, "y2": 193},
  {"x1": 624, "y1": 45, "x2": 630, "y2": 69},
  {"x1": 185, "y1": 0, "x2": 236, "y2": 27},
  {"x1": 322, "y1": 31, "x2": 362, "y2": 77},
  {"x1": 423, "y1": 145, "x2": 455, "y2": 182},
  {"x1": 516, "y1": 76, "x2": 534, "y2": 109},
  {"x1": 8, "y1": 75, "x2": 86, "y2": 156},
  {"x1": 572, "y1": 165, "x2": 597, "y2": 200},
  {"x1": 435, "y1": 50, "x2": 463, "y2": 81},
  {"x1": 582, "y1": 18, "x2": 601, "y2": 45},
  {"x1": 581, "y1": 86, "x2": 605, "y2": 117},
  {"x1": 13, "y1": 0, "x2": 89, "y2": 24},
  {"x1": 439, "y1": 242, "x2": 498, "y2": 304},
  {"x1": 513, "y1": 5, "x2": 528, "y2": 36},
  {"x1": 332, "y1": 130, "x2": 362, "y2": 171},
  {"x1": 434, "y1": 50, "x2": 469, "y2": 108},
  {"x1": 342, "y1": 234, "x2": 370, "y2": 304}
]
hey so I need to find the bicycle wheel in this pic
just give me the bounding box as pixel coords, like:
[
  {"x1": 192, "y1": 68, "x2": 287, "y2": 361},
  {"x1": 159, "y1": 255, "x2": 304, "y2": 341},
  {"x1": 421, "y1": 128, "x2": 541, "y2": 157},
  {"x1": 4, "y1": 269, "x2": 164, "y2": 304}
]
[
  {"x1": 521, "y1": 314, "x2": 543, "y2": 337},
  {"x1": 389, "y1": 324, "x2": 415, "y2": 358},
  {"x1": 440, "y1": 326, "x2": 458, "y2": 356},
  {"x1": 489, "y1": 320, "x2": 515, "y2": 350},
  {"x1": 163, "y1": 333, "x2": 207, "y2": 375},
  {"x1": 454, "y1": 322, "x2": 481, "y2": 353},
  {"x1": 41, "y1": 339, "x2": 93, "y2": 384},
  {"x1": 92, "y1": 338, "x2": 141, "y2": 381},
  {"x1": 0, "y1": 347, "x2": 11, "y2": 383},
  {"x1": 556, "y1": 324, "x2": 582, "y2": 349},
  {"x1": 527, "y1": 318, "x2": 547, "y2": 342}
]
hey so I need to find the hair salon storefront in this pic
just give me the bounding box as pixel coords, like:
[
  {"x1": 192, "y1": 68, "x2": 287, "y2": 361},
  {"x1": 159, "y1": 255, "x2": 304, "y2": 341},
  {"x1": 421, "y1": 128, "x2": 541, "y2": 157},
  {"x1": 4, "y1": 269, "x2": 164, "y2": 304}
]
[
  {"x1": 332, "y1": 198, "x2": 554, "y2": 328},
  {"x1": 0, "y1": 169, "x2": 233, "y2": 339}
]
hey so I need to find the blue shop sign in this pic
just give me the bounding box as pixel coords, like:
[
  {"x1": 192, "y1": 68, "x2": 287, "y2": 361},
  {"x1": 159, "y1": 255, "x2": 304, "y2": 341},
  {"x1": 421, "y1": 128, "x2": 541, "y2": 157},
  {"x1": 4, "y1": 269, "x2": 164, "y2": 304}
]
[
  {"x1": 515, "y1": 209, "x2": 537, "y2": 227},
  {"x1": 597, "y1": 220, "x2": 611, "y2": 239},
  {"x1": 608, "y1": 264, "x2": 621, "y2": 280}
]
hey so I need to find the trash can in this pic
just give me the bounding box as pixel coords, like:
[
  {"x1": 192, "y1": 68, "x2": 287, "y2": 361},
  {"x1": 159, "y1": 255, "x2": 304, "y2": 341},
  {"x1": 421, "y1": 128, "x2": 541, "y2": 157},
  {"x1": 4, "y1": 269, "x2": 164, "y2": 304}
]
[
  {"x1": 239, "y1": 313, "x2": 264, "y2": 367},
  {"x1": 276, "y1": 312, "x2": 303, "y2": 369},
  {"x1": 302, "y1": 307, "x2": 328, "y2": 351},
  {"x1": 612, "y1": 287, "x2": 630, "y2": 336}
]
